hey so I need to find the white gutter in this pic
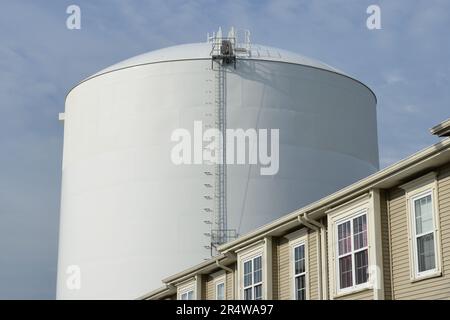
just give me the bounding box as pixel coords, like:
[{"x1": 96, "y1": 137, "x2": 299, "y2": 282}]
[
  {"x1": 162, "y1": 253, "x2": 229, "y2": 286},
  {"x1": 303, "y1": 213, "x2": 328, "y2": 300},
  {"x1": 298, "y1": 214, "x2": 323, "y2": 300},
  {"x1": 138, "y1": 284, "x2": 176, "y2": 300},
  {"x1": 215, "y1": 259, "x2": 233, "y2": 273},
  {"x1": 215, "y1": 259, "x2": 234, "y2": 299}
]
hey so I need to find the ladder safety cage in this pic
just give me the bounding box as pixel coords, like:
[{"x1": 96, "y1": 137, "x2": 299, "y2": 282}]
[{"x1": 202, "y1": 27, "x2": 247, "y2": 256}]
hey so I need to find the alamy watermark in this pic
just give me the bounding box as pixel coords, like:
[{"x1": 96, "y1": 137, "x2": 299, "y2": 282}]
[
  {"x1": 367, "y1": 5, "x2": 381, "y2": 30},
  {"x1": 66, "y1": 265, "x2": 81, "y2": 290},
  {"x1": 170, "y1": 121, "x2": 279, "y2": 176},
  {"x1": 66, "y1": 5, "x2": 81, "y2": 30}
]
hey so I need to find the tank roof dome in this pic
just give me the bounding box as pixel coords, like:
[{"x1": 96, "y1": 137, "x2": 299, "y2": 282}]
[{"x1": 89, "y1": 42, "x2": 345, "y2": 80}]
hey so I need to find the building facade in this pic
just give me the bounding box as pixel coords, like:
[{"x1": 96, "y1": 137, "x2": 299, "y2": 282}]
[{"x1": 142, "y1": 120, "x2": 450, "y2": 300}]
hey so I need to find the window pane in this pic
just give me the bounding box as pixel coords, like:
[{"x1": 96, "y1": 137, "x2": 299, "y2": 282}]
[
  {"x1": 244, "y1": 274, "x2": 252, "y2": 287},
  {"x1": 254, "y1": 269, "x2": 262, "y2": 284},
  {"x1": 244, "y1": 260, "x2": 252, "y2": 275},
  {"x1": 254, "y1": 284, "x2": 262, "y2": 300},
  {"x1": 355, "y1": 249, "x2": 369, "y2": 285},
  {"x1": 295, "y1": 275, "x2": 306, "y2": 300},
  {"x1": 254, "y1": 256, "x2": 262, "y2": 272},
  {"x1": 339, "y1": 255, "x2": 353, "y2": 289},
  {"x1": 254, "y1": 256, "x2": 262, "y2": 284},
  {"x1": 244, "y1": 260, "x2": 252, "y2": 287},
  {"x1": 417, "y1": 233, "x2": 436, "y2": 272},
  {"x1": 338, "y1": 221, "x2": 352, "y2": 255},
  {"x1": 294, "y1": 245, "x2": 305, "y2": 275},
  {"x1": 244, "y1": 288, "x2": 252, "y2": 300},
  {"x1": 181, "y1": 290, "x2": 194, "y2": 300},
  {"x1": 353, "y1": 215, "x2": 367, "y2": 250},
  {"x1": 415, "y1": 195, "x2": 433, "y2": 235},
  {"x1": 216, "y1": 283, "x2": 224, "y2": 300},
  {"x1": 294, "y1": 245, "x2": 305, "y2": 261}
]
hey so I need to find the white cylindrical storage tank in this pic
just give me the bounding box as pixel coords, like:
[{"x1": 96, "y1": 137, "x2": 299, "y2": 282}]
[{"x1": 57, "y1": 42, "x2": 378, "y2": 299}]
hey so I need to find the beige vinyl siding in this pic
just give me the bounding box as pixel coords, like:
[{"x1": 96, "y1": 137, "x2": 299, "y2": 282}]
[
  {"x1": 380, "y1": 190, "x2": 393, "y2": 300},
  {"x1": 320, "y1": 216, "x2": 329, "y2": 300},
  {"x1": 203, "y1": 268, "x2": 235, "y2": 300},
  {"x1": 335, "y1": 289, "x2": 373, "y2": 300},
  {"x1": 274, "y1": 229, "x2": 319, "y2": 300},
  {"x1": 272, "y1": 239, "x2": 280, "y2": 299},
  {"x1": 226, "y1": 264, "x2": 236, "y2": 300},
  {"x1": 326, "y1": 218, "x2": 332, "y2": 299},
  {"x1": 204, "y1": 276, "x2": 214, "y2": 300},
  {"x1": 389, "y1": 164, "x2": 450, "y2": 300},
  {"x1": 308, "y1": 230, "x2": 319, "y2": 300},
  {"x1": 276, "y1": 237, "x2": 290, "y2": 300}
]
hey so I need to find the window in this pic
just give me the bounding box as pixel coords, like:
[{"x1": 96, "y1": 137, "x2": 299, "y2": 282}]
[
  {"x1": 215, "y1": 281, "x2": 225, "y2": 300},
  {"x1": 237, "y1": 242, "x2": 269, "y2": 300},
  {"x1": 411, "y1": 192, "x2": 438, "y2": 277},
  {"x1": 178, "y1": 281, "x2": 196, "y2": 300},
  {"x1": 336, "y1": 212, "x2": 369, "y2": 291},
  {"x1": 286, "y1": 229, "x2": 308, "y2": 300},
  {"x1": 400, "y1": 172, "x2": 442, "y2": 281},
  {"x1": 243, "y1": 255, "x2": 263, "y2": 300},
  {"x1": 180, "y1": 290, "x2": 194, "y2": 300},
  {"x1": 293, "y1": 244, "x2": 306, "y2": 300}
]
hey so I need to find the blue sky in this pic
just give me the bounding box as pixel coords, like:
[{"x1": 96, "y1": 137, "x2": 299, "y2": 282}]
[{"x1": 0, "y1": 0, "x2": 449, "y2": 299}]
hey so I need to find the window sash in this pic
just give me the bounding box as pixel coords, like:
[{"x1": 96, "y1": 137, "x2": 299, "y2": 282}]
[
  {"x1": 216, "y1": 282, "x2": 225, "y2": 300},
  {"x1": 294, "y1": 274, "x2": 306, "y2": 300},
  {"x1": 294, "y1": 244, "x2": 306, "y2": 275},
  {"x1": 336, "y1": 212, "x2": 369, "y2": 292},
  {"x1": 411, "y1": 192, "x2": 438, "y2": 277},
  {"x1": 354, "y1": 249, "x2": 369, "y2": 285},
  {"x1": 414, "y1": 195, "x2": 433, "y2": 235},
  {"x1": 416, "y1": 233, "x2": 436, "y2": 273},
  {"x1": 292, "y1": 243, "x2": 307, "y2": 300}
]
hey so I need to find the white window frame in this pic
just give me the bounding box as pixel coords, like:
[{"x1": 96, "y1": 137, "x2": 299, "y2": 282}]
[
  {"x1": 286, "y1": 229, "x2": 309, "y2": 300},
  {"x1": 292, "y1": 243, "x2": 307, "y2": 300},
  {"x1": 214, "y1": 275, "x2": 226, "y2": 300},
  {"x1": 335, "y1": 210, "x2": 370, "y2": 294},
  {"x1": 237, "y1": 242, "x2": 267, "y2": 300},
  {"x1": 178, "y1": 284, "x2": 195, "y2": 300},
  {"x1": 328, "y1": 195, "x2": 374, "y2": 298},
  {"x1": 401, "y1": 172, "x2": 442, "y2": 282},
  {"x1": 177, "y1": 276, "x2": 201, "y2": 300},
  {"x1": 242, "y1": 255, "x2": 263, "y2": 300},
  {"x1": 180, "y1": 290, "x2": 194, "y2": 300}
]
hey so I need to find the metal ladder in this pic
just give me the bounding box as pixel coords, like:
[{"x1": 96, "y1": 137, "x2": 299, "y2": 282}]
[
  {"x1": 203, "y1": 27, "x2": 249, "y2": 257},
  {"x1": 213, "y1": 62, "x2": 227, "y2": 248}
]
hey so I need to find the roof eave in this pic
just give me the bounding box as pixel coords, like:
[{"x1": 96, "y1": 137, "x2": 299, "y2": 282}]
[
  {"x1": 138, "y1": 285, "x2": 176, "y2": 300},
  {"x1": 161, "y1": 253, "x2": 235, "y2": 286},
  {"x1": 430, "y1": 118, "x2": 450, "y2": 137}
]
